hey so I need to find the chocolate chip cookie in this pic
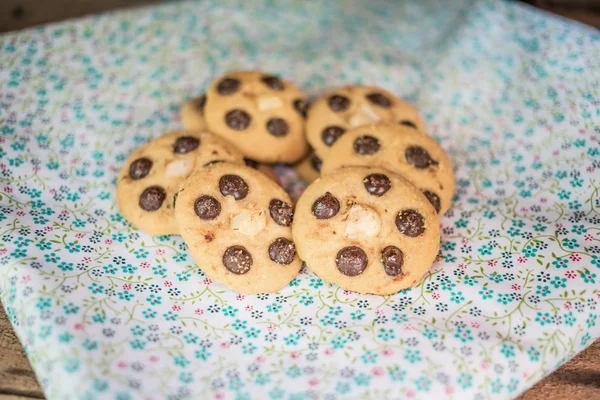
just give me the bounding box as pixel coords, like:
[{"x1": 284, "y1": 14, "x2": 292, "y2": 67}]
[
  {"x1": 181, "y1": 95, "x2": 208, "y2": 130},
  {"x1": 305, "y1": 85, "x2": 425, "y2": 159},
  {"x1": 292, "y1": 166, "x2": 439, "y2": 295},
  {"x1": 321, "y1": 124, "x2": 454, "y2": 215},
  {"x1": 174, "y1": 163, "x2": 301, "y2": 294},
  {"x1": 116, "y1": 131, "x2": 245, "y2": 235},
  {"x1": 204, "y1": 71, "x2": 310, "y2": 163},
  {"x1": 293, "y1": 151, "x2": 322, "y2": 184}
]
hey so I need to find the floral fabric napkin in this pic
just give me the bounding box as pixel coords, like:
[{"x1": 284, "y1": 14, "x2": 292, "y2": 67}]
[{"x1": 0, "y1": 0, "x2": 599, "y2": 399}]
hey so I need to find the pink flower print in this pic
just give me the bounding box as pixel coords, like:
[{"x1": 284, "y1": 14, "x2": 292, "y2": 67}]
[
  {"x1": 74, "y1": 323, "x2": 85, "y2": 331},
  {"x1": 117, "y1": 361, "x2": 128, "y2": 369},
  {"x1": 445, "y1": 385, "x2": 455, "y2": 395},
  {"x1": 404, "y1": 323, "x2": 414, "y2": 331},
  {"x1": 520, "y1": 207, "x2": 528, "y2": 213},
  {"x1": 290, "y1": 352, "x2": 301, "y2": 359},
  {"x1": 540, "y1": 197, "x2": 547, "y2": 204},
  {"x1": 122, "y1": 284, "x2": 132, "y2": 291},
  {"x1": 343, "y1": 289, "x2": 351, "y2": 295},
  {"x1": 156, "y1": 249, "x2": 166, "y2": 256},
  {"x1": 236, "y1": 294, "x2": 245, "y2": 301},
  {"x1": 471, "y1": 322, "x2": 480, "y2": 329},
  {"x1": 82, "y1": 257, "x2": 92, "y2": 264},
  {"x1": 584, "y1": 234, "x2": 594, "y2": 241},
  {"x1": 406, "y1": 390, "x2": 416, "y2": 398},
  {"x1": 564, "y1": 302, "x2": 572, "y2": 310},
  {"x1": 381, "y1": 348, "x2": 394, "y2": 356},
  {"x1": 596, "y1": 290, "x2": 600, "y2": 299},
  {"x1": 149, "y1": 356, "x2": 159, "y2": 363},
  {"x1": 324, "y1": 348, "x2": 334, "y2": 355},
  {"x1": 140, "y1": 262, "x2": 150, "y2": 269},
  {"x1": 3, "y1": 186, "x2": 12, "y2": 193},
  {"x1": 565, "y1": 270, "x2": 577, "y2": 279},
  {"x1": 267, "y1": 324, "x2": 276, "y2": 332},
  {"x1": 371, "y1": 367, "x2": 384, "y2": 376},
  {"x1": 556, "y1": 223, "x2": 563, "y2": 229},
  {"x1": 0, "y1": 249, "x2": 6, "y2": 255},
  {"x1": 488, "y1": 260, "x2": 497, "y2": 267},
  {"x1": 517, "y1": 256, "x2": 527, "y2": 263},
  {"x1": 461, "y1": 238, "x2": 469, "y2": 245},
  {"x1": 44, "y1": 226, "x2": 53, "y2": 231},
  {"x1": 256, "y1": 355, "x2": 266, "y2": 363},
  {"x1": 194, "y1": 309, "x2": 204, "y2": 316},
  {"x1": 569, "y1": 253, "x2": 581, "y2": 262},
  {"x1": 244, "y1": 305, "x2": 253, "y2": 312},
  {"x1": 22, "y1": 275, "x2": 31, "y2": 283},
  {"x1": 308, "y1": 378, "x2": 320, "y2": 386},
  {"x1": 104, "y1": 239, "x2": 112, "y2": 245},
  {"x1": 17, "y1": 211, "x2": 25, "y2": 217},
  {"x1": 587, "y1": 166, "x2": 595, "y2": 173},
  {"x1": 220, "y1": 342, "x2": 230, "y2": 348},
  {"x1": 432, "y1": 292, "x2": 440, "y2": 300},
  {"x1": 164, "y1": 281, "x2": 173, "y2": 288},
  {"x1": 172, "y1": 305, "x2": 181, "y2": 312},
  {"x1": 215, "y1": 393, "x2": 224, "y2": 400},
  {"x1": 375, "y1": 309, "x2": 383, "y2": 316},
  {"x1": 512, "y1": 284, "x2": 521, "y2": 291},
  {"x1": 203, "y1": 278, "x2": 212, "y2": 285},
  {"x1": 553, "y1": 150, "x2": 560, "y2": 156},
  {"x1": 458, "y1": 263, "x2": 467, "y2": 270},
  {"x1": 481, "y1": 360, "x2": 490, "y2": 370},
  {"x1": 33, "y1": 165, "x2": 40, "y2": 172}
]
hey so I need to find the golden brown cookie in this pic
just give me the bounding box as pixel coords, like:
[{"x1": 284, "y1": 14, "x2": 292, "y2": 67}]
[
  {"x1": 306, "y1": 85, "x2": 425, "y2": 159},
  {"x1": 321, "y1": 124, "x2": 454, "y2": 215},
  {"x1": 243, "y1": 158, "x2": 279, "y2": 184},
  {"x1": 293, "y1": 151, "x2": 322, "y2": 184},
  {"x1": 292, "y1": 166, "x2": 439, "y2": 295},
  {"x1": 204, "y1": 71, "x2": 310, "y2": 163},
  {"x1": 175, "y1": 163, "x2": 301, "y2": 294},
  {"x1": 116, "y1": 131, "x2": 244, "y2": 235},
  {"x1": 180, "y1": 95, "x2": 208, "y2": 130}
]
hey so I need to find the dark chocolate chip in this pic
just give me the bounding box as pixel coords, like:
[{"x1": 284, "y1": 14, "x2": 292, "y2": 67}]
[
  {"x1": 363, "y1": 173, "x2": 391, "y2": 196},
  {"x1": 129, "y1": 158, "x2": 152, "y2": 180},
  {"x1": 381, "y1": 246, "x2": 404, "y2": 276},
  {"x1": 395, "y1": 209, "x2": 425, "y2": 237},
  {"x1": 139, "y1": 186, "x2": 166, "y2": 211},
  {"x1": 328, "y1": 94, "x2": 350, "y2": 112},
  {"x1": 405, "y1": 146, "x2": 438, "y2": 169},
  {"x1": 217, "y1": 78, "x2": 240, "y2": 95},
  {"x1": 261, "y1": 75, "x2": 284, "y2": 90},
  {"x1": 266, "y1": 118, "x2": 289, "y2": 137},
  {"x1": 225, "y1": 109, "x2": 251, "y2": 130},
  {"x1": 311, "y1": 192, "x2": 340, "y2": 219},
  {"x1": 203, "y1": 160, "x2": 224, "y2": 167},
  {"x1": 293, "y1": 98, "x2": 310, "y2": 117},
  {"x1": 194, "y1": 95, "x2": 206, "y2": 111},
  {"x1": 336, "y1": 246, "x2": 368, "y2": 277},
  {"x1": 173, "y1": 136, "x2": 200, "y2": 154},
  {"x1": 399, "y1": 120, "x2": 417, "y2": 129},
  {"x1": 268, "y1": 237, "x2": 296, "y2": 265},
  {"x1": 353, "y1": 135, "x2": 380, "y2": 155},
  {"x1": 321, "y1": 126, "x2": 345, "y2": 146},
  {"x1": 222, "y1": 245, "x2": 252, "y2": 275},
  {"x1": 194, "y1": 195, "x2": 221, "y2": 220},
  {"x1": 219, "y1": 174, "x2": 249, "y2": 200},
  {"x1": 366, "y1": 92, "x2": 392, "y2": 108},
  {"x1": 310, "y1": 154, "x2": 322, "y2": 172},
  {"x1": 269, "y1": 199, "x2": 293, "y2": 226},
  {"x1": 244, "y1": 158, "x2": 259, "y2": 169},
  {"x1": 423, "y1": 190, "x2": 441, "y2": 213}
]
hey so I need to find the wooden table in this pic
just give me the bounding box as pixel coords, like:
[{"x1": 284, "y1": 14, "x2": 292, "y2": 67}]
[{"x1": 1, "y1": 1, "x2": 599, "y2": 399}]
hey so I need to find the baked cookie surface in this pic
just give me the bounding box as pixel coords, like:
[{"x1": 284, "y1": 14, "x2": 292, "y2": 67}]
[
  {"x1": 293, "y1": 151, "x2": 322, "y2": 184},
  {"x1": 292, "y1": 166, "x2": 439, "y2": 295},
  {"x1": 116, "y1": 131, "x2": 244, "y2": 235},
  {"x1": 174, "y1": 163, "x2": 301, "y2": 294},
  {"x1": 180, "y1": 95, "x2": 208, "y2": 130},
  {"x1": 204, "y1": 71, "x2": 309, "y2": 163},
  {"x1": 306, "y1": 85, "x2": 425, "y2": 158},
  {"x1": 321, "y1": 124, "x2": 454, "y2": 214}
]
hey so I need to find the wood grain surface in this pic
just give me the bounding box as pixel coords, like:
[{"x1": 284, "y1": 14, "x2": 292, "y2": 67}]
[{"x1": 0, "y1": 1, "x2": 599, "y2": 399}]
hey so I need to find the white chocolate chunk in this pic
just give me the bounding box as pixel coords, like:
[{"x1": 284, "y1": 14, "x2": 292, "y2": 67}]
[
  {"x1": 230, "y1": 209, "x2": 267, "y2": 236},
  {"x1": 344, "y1": 204, "x2": 381, "y2": 238},
  {"x1": 165, "y1": 158, "x2": 196, "y2": 177},
  {"x1": 257, "y1": 95, "x2": 283, "y2": 111},
  {"x1": 348, "y1": 104, "x2": 381, "y2": 127}
]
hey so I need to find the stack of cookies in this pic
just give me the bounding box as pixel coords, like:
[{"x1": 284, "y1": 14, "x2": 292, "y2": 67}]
[{"x1": 116, "y1": 70, "x2": 454, "y2": 295}]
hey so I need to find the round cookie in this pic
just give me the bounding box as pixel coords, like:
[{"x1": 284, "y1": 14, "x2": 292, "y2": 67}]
[
  {"x1": 116, "y1": 131, "x2": 245, "y2": 235},
  {"x1": 306, "y1": 85, "x2": 425, "y2": 159},
  {"x1": 181, "y1": 95, "x2": 208, "y2": 130},
  {"x1": 321, "y1": 124, "x2": 454, "y2": 215},
  {"x1": 204, "y1": 71, "x2": 310, "y2": 163},
  {"x1": 293, "y1": 151, "x2": 322, "y2": 184},
  {"x1": 292, "y1": 166, "x2": 439, "y2": 295},
  {"x1": 174, "y1": 163, "x2": 301, "y2": 294}
]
